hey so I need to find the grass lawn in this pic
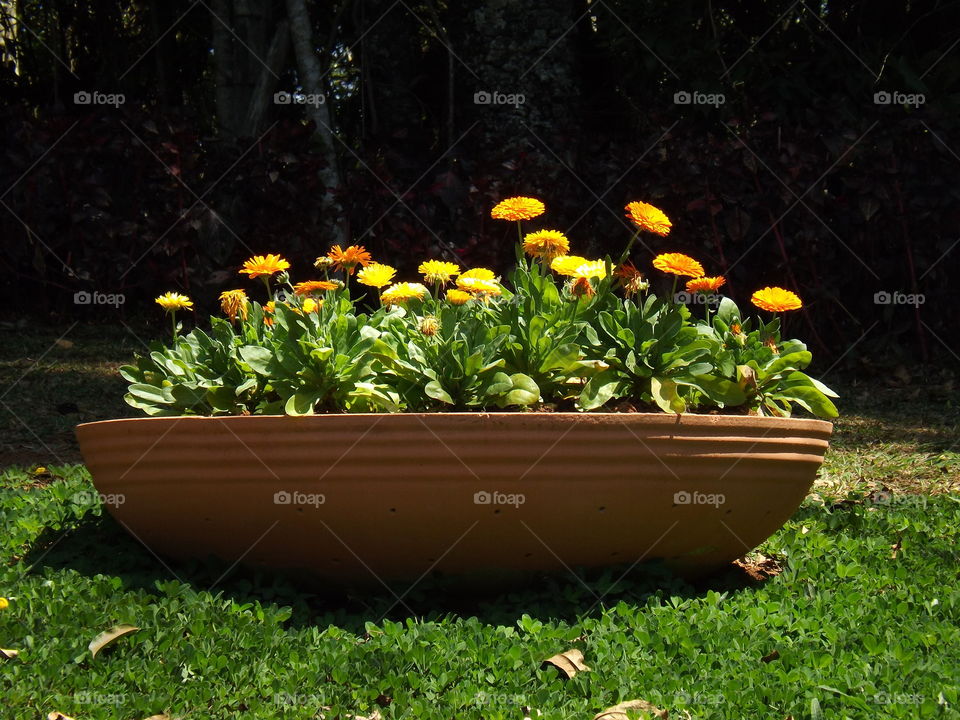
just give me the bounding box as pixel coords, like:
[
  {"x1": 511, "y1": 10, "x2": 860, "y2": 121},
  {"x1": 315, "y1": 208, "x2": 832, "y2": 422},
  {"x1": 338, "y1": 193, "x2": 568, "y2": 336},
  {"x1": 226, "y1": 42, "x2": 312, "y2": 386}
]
[{"x1": 1, "y1": 326, "x2": 958, "y2": 719}]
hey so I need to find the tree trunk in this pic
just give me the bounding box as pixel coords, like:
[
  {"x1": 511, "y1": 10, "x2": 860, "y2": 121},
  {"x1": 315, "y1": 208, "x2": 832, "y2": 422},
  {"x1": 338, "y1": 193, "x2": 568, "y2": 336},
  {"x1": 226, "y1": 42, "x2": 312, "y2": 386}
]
[{"x1": 284, "y1": 0, "x2": 346, "y2": 246}]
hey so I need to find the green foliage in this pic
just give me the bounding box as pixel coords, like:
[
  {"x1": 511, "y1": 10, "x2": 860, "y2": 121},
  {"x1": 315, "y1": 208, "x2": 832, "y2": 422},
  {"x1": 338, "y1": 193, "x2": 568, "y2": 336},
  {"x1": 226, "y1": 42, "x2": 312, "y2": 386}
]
[{"x1": 1, "y1": 466, "x2": 958, "y2": 718}]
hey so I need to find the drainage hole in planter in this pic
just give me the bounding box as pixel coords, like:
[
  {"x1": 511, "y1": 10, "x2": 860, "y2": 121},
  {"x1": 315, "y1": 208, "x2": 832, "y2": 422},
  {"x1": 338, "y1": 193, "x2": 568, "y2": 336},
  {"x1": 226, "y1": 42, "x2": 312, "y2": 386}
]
[
  {"x1": 204, "y1": 517, "x2": 212, "y2": 523},
  {"x1": 598, "y1": 506, "x2": 606, "y2": 512},
  {"x1": 296, "y1": 507, "x2": 304, "y2": 513},
  {"x1": 493, "y1": 509, "x2": 501, "y2": 515},
  {"x1": 389, "y1": 508, "x2": 397, "y2": 513}
]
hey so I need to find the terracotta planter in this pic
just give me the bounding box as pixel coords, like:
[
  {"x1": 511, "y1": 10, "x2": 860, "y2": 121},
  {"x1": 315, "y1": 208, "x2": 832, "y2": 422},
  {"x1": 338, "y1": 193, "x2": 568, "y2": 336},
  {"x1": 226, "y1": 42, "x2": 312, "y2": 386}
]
[{"x1": 76, "y1": 413, "x2": 832, "y2": 582}]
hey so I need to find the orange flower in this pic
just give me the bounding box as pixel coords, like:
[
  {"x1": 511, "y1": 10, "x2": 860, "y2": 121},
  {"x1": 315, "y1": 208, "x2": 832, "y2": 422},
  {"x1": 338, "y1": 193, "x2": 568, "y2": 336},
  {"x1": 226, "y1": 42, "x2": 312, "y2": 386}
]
[
  {"x1": 614, "y1": 261, "x2": 649, "y2": 296},
  {"x1": 262, "y1": 300, "x2": 276, "y2": 327},
  {"x1": 219, "y1": 289, "x2": 249, "y2": 322},
  {"x1": 523, "y1": 230, "x2": 569, "y2": 260},
  {"x1": 491, "y1": 196, "x2": 546, "y2": 222},
  {"x1": 570, "y1": 277, "x2": 595, "y2": 298},
  {"x1": 751, "y1": 287, "x2": 803, "y2": 312},
  {"x1": 625, "y1": 201, "x2": 672, "y2": 236},
  {"x1": 239, "y1": 254, "x2": 290, "y2": 279},
  {"x1": 294, "y1": 280, "x2": 340, "y2": 295},
  {"x1": 686, "y1": 276, "x2": 726, "y2": 293},
  {"x1": 327, "y1": 244, "x2": 372, "y2": 275},
  {"x1": 652, "y1": 253, "x2": 704, "y2": 278}
]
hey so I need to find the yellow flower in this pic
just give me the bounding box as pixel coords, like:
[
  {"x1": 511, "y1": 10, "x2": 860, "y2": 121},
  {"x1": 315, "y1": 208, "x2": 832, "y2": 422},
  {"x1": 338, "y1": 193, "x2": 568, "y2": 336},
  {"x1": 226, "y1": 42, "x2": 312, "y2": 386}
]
[
  {"x1": 550, "y1": 255, "x2": 591, "y2": 277},
  {"x1": 418, "y1": 260, "x2": 461, "y2": 285},
  {"x1": 0, "y1": 597, "x2": 8, "y2": 610},
  {"x1": 155, "y1": 292, "x2": 193, "y2": 312},
  {"x1": 570, "y1": 259, "x2": 607, "y2": 279},
  {"x1": 239, "y1": 254, "x2": 290, "y2": 279},
  {"x1": 446, "y1": 289, "x2": 472, "y2": 305},
  {"x1": 456, "y1": 277, "x2": 502, "y2": 296},
  {"x1": 458, "y1": 268, "x2": 495, "y2": 281},
  {"x1": 219, "y1": 289, "x2": 249, "y2": 322},
  {"x1": 686, "y1": 276, "x2": 726, "y2": 293},
  {"x1": 327, "y1": 244, "x2": 373, "y2": 275},
  {"x1": 381, "y1": 282, "x2": 429, "y2": 306},
  {"x1": 751, "y1": 287, "x2": 803, "y2": 312},
  {"x1": 652, "y1": 253, "x2": 705, "y2": 278},
  {"x1": 301, "y1": 297, "x2": 321, "y2": 313},
  {"x1": 357, "y1": 263, "x2": 397, "y2": 289},
  {"x1": 491, "y1": 196, "x2": 546, "y2": 222},
  {"x1": 523, "y1": 230, "x2": 570, "y2": 260},
  {"x1": 419, "y1": 317, "x2": 440, "y2": 336},
  {"x1": 625, "y1": 201, "x2": 672, "y2": 236},
  {"x1": 294, "y1": 280, "x2": 340, "y2": 295}
]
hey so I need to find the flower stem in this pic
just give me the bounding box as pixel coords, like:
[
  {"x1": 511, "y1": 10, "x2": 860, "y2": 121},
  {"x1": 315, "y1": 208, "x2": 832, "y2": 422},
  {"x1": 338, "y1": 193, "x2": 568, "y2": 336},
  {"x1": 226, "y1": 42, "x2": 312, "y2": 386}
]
[{"x1": 616, "y1": 228, "x2": 642, "y2": 268}]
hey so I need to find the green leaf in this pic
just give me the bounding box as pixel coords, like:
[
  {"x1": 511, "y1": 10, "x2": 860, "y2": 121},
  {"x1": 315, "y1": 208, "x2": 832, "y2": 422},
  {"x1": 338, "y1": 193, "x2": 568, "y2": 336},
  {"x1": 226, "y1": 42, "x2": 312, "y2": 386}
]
[
  {"x1": 425, "y1": 380, "x2": 454, "y2": 405},
  {"x1": 716, "y1": 297, "x2": 741, "y2": 326},
  {"x1": 774, "y1": 385, "x2": 839, "y2": 418},
  {"x1": 128, "y1": 383, "x2": 174, "y2": 404},
  {"x1": 690, "y1": 375, "x2": 747, "y2": 406},
  {"x1": 578, "y1": 369, "x2": 622, "y2": 410},
  {"x1": 500, "y1": 373, "x2": 540, "y2": 406},
  {"x1": 239, "y1": 346, "x2": 274, "y2": 375},
  {"x1": 651, "y1": 376, "x2": 686, "y2": 414},
  {"x1": 764, "y1": 350, "x2": 812, "y2": 375},
  {"x1": 284, "y1": 392, "x2": 318, "y2": 416}
]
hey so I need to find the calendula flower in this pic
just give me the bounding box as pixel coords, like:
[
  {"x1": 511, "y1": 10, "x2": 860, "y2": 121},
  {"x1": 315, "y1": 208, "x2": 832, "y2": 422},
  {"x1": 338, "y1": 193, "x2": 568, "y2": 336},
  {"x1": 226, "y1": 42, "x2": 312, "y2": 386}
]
[
  {"x1": 625, "y1": 201, "x2": 672, "y2": 236},
  {"x1": 570, "y1": 277, "x2": 596, "y2": 298},
  {"x1": 356, "y1": 263, "x2": 397, "y2": 289},
  {"x1": 294, "y1": 280, "x2": 340, "y2": 295},
  {"x1": 155, "y1": 292, "x2": 193, "y2": 311},
  {"x1": 751, "y1": 287, "x2": 802, "y2": 312},
  {"x1": 570, "y1": 259, "x2": 607, "y2": 279},
  {"x1": 0, "y1": 597, "x2": 8, "y2": 610},
  {"x1": 419, "y1": 317, "x2": 440, "y2": 336},
  {"x1": 491, "y1": 196, "x2": 545, "y2": 222},
  {"x1": 418, "y1": 260, "x2": 461, "y2": 285},
  {"x1": 457, "y1": 277, "x2": 502, "y2": 296},
  {"x1": 239, "y1": 254, "x2": 290, "y2": 279},
  {"x1": 301, "y1": 297, "x2": 321, "y2": 313},
  {"x1": 314, "y1": 256, "x2": 335, "y2": 270},
  {"x1": 458, "y1": 268, "x2": 495, "y2": 281},
  {"x1": 614, "y1": 261, "x2": 649, "y2": 296},
  {"x1": 686, "y1": 276, "x2": 726, "y2": 293},
  {"x1": 262, "y1": 300, "x2": 276, "y2": 326},
  {"x1": 550, "y1": 255, "x2": 591, "y2": 276},
  {"x1": 219, "y1": 289, "x2": 249, "y2": 322},
  {"x1": 446, "y1": 289, "x2": 472, "y2": 305},
  {"x1": 652, "y1": 253, "x2": 705, "y2": 278},
  {"x1": 523, "y1": 230, "x2": 570, "y2": 260},
  {"x1": 381, "y1": 282, "x2": 429, "y2": 306},
  {"x1": 327, "y1": 244, "x2": 373, "y2": 275}
]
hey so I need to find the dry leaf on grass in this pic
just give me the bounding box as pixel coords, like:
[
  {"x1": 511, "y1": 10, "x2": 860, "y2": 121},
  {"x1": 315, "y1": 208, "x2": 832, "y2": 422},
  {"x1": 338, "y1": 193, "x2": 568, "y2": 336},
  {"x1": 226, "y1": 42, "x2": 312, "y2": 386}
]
[
  {"x1": 1, "y1": 648, "x2": 19, "y2": 659},
  {"x1": 594, "y1": 698, "x2": 668, "y2": 719},
  {"x1": 542, "y1": 648, "x2": 590, "y2": 678},
  {"x1": 89, "y1": 623, "x2": 140, "y2": 658},
  {"x1": 47, "y1": 713, "x2": 77, "y2": 720},
  {"x1": 761, "y1": 649, "x2": 781, "y2": 663}
]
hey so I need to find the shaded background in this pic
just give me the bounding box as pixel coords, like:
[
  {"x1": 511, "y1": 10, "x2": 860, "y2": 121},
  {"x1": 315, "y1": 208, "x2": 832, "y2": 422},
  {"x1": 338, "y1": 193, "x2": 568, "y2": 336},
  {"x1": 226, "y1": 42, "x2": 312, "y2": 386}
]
[{"x1": 1, "y1": 0, "x2": 958, "y2": 367}]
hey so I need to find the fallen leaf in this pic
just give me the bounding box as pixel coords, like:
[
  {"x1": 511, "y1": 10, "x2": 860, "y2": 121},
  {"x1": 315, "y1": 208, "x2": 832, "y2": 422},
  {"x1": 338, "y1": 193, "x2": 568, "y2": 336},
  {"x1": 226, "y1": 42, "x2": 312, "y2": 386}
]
[
  {"x1": 89, "y1": 624, "x2": 140, "y2": 658},
  {"x1": 594, "y1": 698, "x2": 668, "y2": 719},
  {"x1": 142, "y1": 715, "x2": 174, "y2": 720},
  {"x1": 55, "y1": 339, "x2": 74, "y2": 349},
  {"x1": 542, "y1": 648, "x2": 590, "y2": 678},
  {"x1": 1, "y1": 648, "x2": 19, "y2": 659},
  {"x1": 353, "y1": 711, "x2": 381, "y2": 720},
  {"x1": 48, "y1": 713, "x2": 77, "y2": 720},
  {"x1": 761, "y1": 649, "x2": 780, "y2": 663}
]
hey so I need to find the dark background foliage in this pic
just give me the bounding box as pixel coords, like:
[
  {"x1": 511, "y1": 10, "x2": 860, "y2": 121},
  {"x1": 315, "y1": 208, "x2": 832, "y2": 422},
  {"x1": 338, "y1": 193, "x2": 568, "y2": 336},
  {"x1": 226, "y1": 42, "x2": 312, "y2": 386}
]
[{"x1": 1, "y1": 0, "x2": 958, "y2": 367}]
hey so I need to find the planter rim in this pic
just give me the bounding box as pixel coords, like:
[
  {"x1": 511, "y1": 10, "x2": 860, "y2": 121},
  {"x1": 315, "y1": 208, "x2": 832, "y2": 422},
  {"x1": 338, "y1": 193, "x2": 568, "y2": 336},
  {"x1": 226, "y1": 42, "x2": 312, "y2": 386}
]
[{"x1": 78, "y1": 412, "x2": 832, "y2": 434}]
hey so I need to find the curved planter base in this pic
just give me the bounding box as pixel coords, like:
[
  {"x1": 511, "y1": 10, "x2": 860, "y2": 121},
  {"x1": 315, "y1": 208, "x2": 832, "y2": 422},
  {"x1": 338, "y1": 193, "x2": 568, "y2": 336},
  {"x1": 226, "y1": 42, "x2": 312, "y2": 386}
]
[{"x1": 76, "y1": 413, "x2": 832, "y2": 583}]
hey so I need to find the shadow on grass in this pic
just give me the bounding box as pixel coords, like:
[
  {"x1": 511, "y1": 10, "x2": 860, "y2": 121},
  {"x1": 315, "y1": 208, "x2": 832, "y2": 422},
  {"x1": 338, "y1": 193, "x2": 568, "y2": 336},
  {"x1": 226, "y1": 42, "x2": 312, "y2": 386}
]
[{"x1": 23, "y1": 509, "x2": 773, "y2": 631}]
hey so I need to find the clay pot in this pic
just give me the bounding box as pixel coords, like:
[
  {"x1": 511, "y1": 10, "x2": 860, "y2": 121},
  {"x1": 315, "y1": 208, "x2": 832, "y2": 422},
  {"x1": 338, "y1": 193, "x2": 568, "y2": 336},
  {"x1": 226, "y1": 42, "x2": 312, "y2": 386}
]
[{"x1": 76, "y1": 413, "x2": 831, "y2": 582}]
